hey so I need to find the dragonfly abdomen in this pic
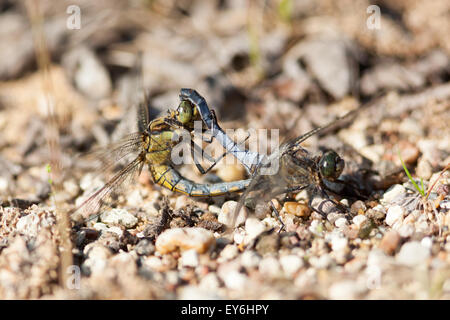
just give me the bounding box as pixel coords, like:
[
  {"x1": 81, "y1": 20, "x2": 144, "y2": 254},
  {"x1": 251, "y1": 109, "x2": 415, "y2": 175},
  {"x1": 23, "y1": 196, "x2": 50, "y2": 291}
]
[{"x1": 150, "y1": 163, "x2": 251, "y2": 197}]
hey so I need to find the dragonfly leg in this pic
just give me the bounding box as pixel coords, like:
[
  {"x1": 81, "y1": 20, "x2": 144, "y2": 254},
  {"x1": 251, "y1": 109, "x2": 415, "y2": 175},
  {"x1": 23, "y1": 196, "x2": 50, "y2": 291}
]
[
  {"x1": 190, "y1": 129, "x2": 251, "y2": 175},
  {"x1": 308, "y1": 189, "x2": 350, "y2": 219},
  {"x1": 269, "y1": 200, "x2": 286, "y2": 233}
]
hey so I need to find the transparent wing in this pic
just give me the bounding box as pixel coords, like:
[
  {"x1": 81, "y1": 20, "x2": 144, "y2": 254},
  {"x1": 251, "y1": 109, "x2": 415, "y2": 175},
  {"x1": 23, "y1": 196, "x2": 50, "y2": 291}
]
[
  {"x1": 286, "y1": 94, "x2": 384, "y2": 152},
  {"x1": 75, "y1": 132, "x2": 143, "y2": 176},
  {"x1": 230, "y1": 150, "x2": 292, "y2": 229},
  {"x1": 71, "y1": 153, "x2": 145, "y2": 224}
]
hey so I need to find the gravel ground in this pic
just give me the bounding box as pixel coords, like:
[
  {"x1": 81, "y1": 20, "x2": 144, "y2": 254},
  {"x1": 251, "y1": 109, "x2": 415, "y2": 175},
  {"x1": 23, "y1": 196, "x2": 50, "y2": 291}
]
[{"x1": 0, "y1": 0, "x2": 449, "y2": 299}]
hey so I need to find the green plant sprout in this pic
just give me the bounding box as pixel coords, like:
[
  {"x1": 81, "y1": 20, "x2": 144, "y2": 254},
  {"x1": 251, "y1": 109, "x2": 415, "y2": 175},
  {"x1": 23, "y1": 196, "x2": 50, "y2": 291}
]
[
  {"x1": 46, "y1": 163, "x2": 53, "y2": 185},
  {"x1": 277, "y1": 0, "x2": 292, "y2": 24},
  {"x1": 397, "y1": 149, "x2": 425, "y2": 197}
]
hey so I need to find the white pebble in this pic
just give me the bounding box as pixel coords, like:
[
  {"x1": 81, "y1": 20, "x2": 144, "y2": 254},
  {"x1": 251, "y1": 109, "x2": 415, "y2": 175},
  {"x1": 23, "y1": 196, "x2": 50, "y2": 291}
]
[
  {"x1": 143, "y1": 256, "x2": 163, "y2": 271},
  {"x1": 240, "y1": 250, "x2": 261, "y2": 269},
  {"x1": 105, "y1": 226, "x2": 123, "y2": 237},
  {"x1": 126, "y1": 189, "x2": 143, "y2": 207},
  {"x1": 93, "y1": 222, "x2": 108, "y2": 232},
  {"x1": 16, "y1": 213, "x2": 41, "y2": 237},
  {"x1": 178, "y1": 286, "x2": 221, "y2": 300},
  {"x1": 181, "y1": 249, "x2": 199, "y2": 267},
  {"x1": 381, "y1": 184, "x2": 406, "y2": 204},
  {"x1": 245, "y1": 217, "x2": 266, "y2": 240},
  {"x1": 309, "y1": 254, "x2": 332, "y2": 269},
  {"x1": 199, "y1": 273, "x2": 220, "y2": 291},
  {"x1": 0, "y1": 177, "x2": 8, "y2": 192},
  {"x1": 385, "y1": 205, "x2": 405, "y2": 226},
  {"x1": 309, "y1": 220, "x2": 324, "y2": 235},
  {"x1": 222, "y1": 271, "x2": 248, "y2": 290},
  {"x1": 155, "y1": 227, "x2": 215, "y2": 254},
  {"x1": 335, "y1": 217, "x2": 348, "y2": 228},
  {"x1": 100, "y1": 208, "x2": 138, "y2": 228},
  {"x1": 233, "y1": 228, "x2": 245, "y2": 245},
  {"x1": 421, "y1": 237, "x2": 432, "y2": 249},
  {"x1": 218, "y1": 201, "x2": 247, "y2": 228},
  {"x1": 280, "y1": 255, "x2": 304, "y2": 276},
  {"x1": 208, "y1": 205, "x2": 221, "y2": 215},
  {"x1": 219, "y1": 244, "x2": 239, "y2": 261},
  {"x1": 259, "y1": 256, "x2": 282, "y2": 277},
  {"x1": 352, "y1": 215, "x2": 368, "y2": 228},
  {"x1": 396, "y1": 241, "x2": 430, "y2": 266},
  {"x1": 397, "y1": 224, "x2": 414, "y2": 238},
  {"x1": 329, "y1": 280, "x2": 362, "y2": 299},
  {"x1": 331, "y1": 236, "x2": 348, "y2": 252}
]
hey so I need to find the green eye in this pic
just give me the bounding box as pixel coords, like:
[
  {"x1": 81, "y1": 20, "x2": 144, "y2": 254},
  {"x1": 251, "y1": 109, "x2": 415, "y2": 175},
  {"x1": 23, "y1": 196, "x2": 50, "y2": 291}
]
[
  {"x1": 319, "y1": 150, "x2": 344, "y2": 181},
  {"x1": 177, "y1": 101, "x2": 193, "y2": 125}
]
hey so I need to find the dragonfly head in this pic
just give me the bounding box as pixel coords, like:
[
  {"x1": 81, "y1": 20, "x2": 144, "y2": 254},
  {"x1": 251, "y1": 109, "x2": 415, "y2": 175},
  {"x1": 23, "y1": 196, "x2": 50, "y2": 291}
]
[
  {"x1": 318, "y1": 150, "x2": 344, "y2": 181},
  {"x1": 176, "y1": 101, "x2": 194, "y2": 125}
]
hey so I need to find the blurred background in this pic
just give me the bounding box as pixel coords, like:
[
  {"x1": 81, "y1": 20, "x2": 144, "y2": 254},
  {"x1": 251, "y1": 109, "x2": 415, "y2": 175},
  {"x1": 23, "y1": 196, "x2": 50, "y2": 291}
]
[{"x1": 0, "y1": 0, "x2": 449, "y2": 299}]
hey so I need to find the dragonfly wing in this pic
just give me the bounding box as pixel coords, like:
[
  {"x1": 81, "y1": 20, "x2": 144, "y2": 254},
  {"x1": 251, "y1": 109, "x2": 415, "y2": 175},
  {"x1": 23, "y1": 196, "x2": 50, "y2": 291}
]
[
  {"x1": 75, "y1": 132, "x2": 143, "y2": 175},
  {"x1": 230, "y1": 151, "x2": 289, "y2": 228},
  {"x1": 71, "y1": 153, "x2": 145, "y2": 224}
]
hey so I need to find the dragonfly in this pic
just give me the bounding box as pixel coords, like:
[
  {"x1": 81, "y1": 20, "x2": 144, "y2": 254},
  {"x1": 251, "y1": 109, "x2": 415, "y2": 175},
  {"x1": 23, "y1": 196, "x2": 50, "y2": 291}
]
[
  {"x1": 71, "y1": 92, "x2": 252, "y2": 224},
  {"x1": 181, "y1": 89, "x2": 383, "y2": 230}
]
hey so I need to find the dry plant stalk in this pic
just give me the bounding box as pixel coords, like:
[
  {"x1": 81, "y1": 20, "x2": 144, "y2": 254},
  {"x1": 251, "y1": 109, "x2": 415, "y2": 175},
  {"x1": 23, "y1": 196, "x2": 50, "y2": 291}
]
[{"x1": 25, "y1": 0, "x2": 73, "y2": 289}]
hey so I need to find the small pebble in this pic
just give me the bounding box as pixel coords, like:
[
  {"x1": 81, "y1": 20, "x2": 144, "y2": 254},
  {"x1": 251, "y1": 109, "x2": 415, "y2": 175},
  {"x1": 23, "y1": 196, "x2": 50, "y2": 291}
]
[
  {"x1": 397, "y1": 224, "x2": 414, "y2": 238},
  {"x1": 218, "y1": 201, "x2": 247, "y2": 228},
  {"x1": 350, "y1": 200, "x2": 367, "y2": 215},
  {"x1": 219, "y1": 244, "x2": 239, "y2": 261},
  {"x1": 92, "y1": 222, "x2": 108, "y2": 232},
  {"x1": 381, "y1": 185, "x2": 406, "y2": 204},
  {"x1": 221, "y1": 271, "x2": 248, "y2": 290},
  {"x1": 309, "y1": 254, "x2": 332, "y2": 269},
  {"x1": 181, "y1": 249, "x2": 199, "y2": 268},
  {"x1": 100, "y1": 208, "x2": 138, "y2": 228},
  {"x1": 335, "y1": 217, "x2": 348, "y2": 228},
  {"x1": 216, "y1": 164, "x2": 245, "y2": 182},
  {"x1": 135, "y1": 239, "x2": 155, "y2": 256},
  {"x1": 421, "y1": 237, "x2": 433, "y2": 249},
  {"x1": 396, "y1": 241, "x2": 430, "y2": 266},
  {"x1": 126, "y1": 189, "x2": 143, "y2": 207},
  {"x1": 280, "y1": 255, "x2": 304, "y2": 276},
  {"x1": 358, "y1": 219, "x2": 375, "y2": 239},
  {"x1": 16, "y1": 213, "x2": 41, "y2": 237},
  {"x1": 143, "y1": 256, "x2": 163, "y2": 271},
  {"x1": 283, "y1": 201, "x2": 310, "y2": 217},
  {"x1": 63, "y1": 179, "x2": 80, "y2": 197},
  {"x1": 63, "y1": 47, "x2": 112, "y2": 100},
  {"x1": 329, "y1": 280, "x2": 362, "y2": 299},
  {"x1": 240, "y1": 250, "x2": 261, "y2": 269},
  {"x1": 385, "y1": 205, "x2": 405, "y2": 226},
  {"x1": 155, "y1": 227, "x2": 215, "y2": 254},
  {"x1": 255, "y1": 233, "x2": 279, "y2": 255},
  {"x1": 259, "y1": 256, "x2": 282, "y2": 277},
  {"x1": 352, "y1": 215, "x2": 368, "y2": 228},
  {"x1": 327, "y1": 212, "x2": 344, "y2": 224},
  {"x1": 199, "y1": 273, "x2": 221, "y2": 291},
  {"x1": 178, "y1": 286, "x2": 221, "y2": 300},
  {"x1": 105, "y1": 226, "x2": 123, "y2": 237},
  {"x1": 245, "y1": 217, "x2": 266, "y2": 240},
  {"x1": 379, "y1": 230, "x2": 401, "y2": 255},
  {"x1": 331, "y1": 236, "x2": 348, "y2": 252},
  {"x1": 416, "y1": 158, "x2": 433, "y2": 180},
  {"x1": 208, "y1": 205, "x2": 221, "y2": 215}
]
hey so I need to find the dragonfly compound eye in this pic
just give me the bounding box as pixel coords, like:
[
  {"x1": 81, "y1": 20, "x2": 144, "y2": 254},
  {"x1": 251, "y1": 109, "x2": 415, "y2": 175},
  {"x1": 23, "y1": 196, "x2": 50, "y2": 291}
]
[
  {"x1": 319, "y1": 150, "x2": 345, "y2": 181},
  {"x1": 177, "y1": 101, "x2": 193, "y2": 125}
]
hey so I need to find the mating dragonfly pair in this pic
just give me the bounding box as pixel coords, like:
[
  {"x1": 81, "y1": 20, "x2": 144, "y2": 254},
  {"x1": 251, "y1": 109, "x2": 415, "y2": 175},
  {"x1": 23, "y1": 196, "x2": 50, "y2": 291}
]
[{"x1": 72, "y1": 88, "x2": 372, "y2": 229}]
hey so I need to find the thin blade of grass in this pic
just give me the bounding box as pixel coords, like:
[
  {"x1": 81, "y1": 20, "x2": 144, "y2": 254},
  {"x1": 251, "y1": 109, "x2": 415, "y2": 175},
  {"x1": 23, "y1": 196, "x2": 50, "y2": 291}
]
[{"x1": 397, "y1": 149, "x2": 425, "y2": 196}]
